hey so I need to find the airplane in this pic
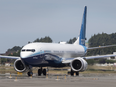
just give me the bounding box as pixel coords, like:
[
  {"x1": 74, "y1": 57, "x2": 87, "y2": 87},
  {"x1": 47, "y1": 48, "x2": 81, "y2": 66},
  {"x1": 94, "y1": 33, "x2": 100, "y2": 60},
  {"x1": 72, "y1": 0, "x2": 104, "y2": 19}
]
[{"x1": 0, "y1": 6, "x2": 116, "y2": 76}]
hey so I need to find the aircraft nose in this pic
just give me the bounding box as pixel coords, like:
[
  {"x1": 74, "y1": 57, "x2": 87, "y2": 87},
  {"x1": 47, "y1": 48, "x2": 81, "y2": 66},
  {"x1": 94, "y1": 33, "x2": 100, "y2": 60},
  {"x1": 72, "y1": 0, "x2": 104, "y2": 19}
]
[{"x1": 20, "y1": 52, "x2": 32, "y2": 58}]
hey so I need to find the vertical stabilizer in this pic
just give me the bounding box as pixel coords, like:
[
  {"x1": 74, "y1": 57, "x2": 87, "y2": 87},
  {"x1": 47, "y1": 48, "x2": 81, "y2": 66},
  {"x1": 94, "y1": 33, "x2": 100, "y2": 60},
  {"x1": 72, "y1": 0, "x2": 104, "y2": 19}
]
[{"x1": 74, "y1": 6, "x2": 87, "y2": 46}]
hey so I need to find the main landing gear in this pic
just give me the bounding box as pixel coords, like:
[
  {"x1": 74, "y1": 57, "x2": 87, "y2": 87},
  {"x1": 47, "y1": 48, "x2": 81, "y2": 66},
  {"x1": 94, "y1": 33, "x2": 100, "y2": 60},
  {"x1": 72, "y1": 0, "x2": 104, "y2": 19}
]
[
  {"x1": 27, "y1": 67, "x2": 47, "y2": 76},
  {"x1": 38, "y1": 67, "x2": 47, "y2": 76},
  {"x1": 68, "y1": 69, "x2": 79, "y2": 76}
]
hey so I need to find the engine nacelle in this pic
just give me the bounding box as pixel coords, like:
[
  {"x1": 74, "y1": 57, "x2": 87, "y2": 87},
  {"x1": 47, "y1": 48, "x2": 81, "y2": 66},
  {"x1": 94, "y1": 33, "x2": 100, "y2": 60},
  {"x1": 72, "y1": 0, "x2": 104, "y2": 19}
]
[
  {"x1": 70, "y1": 57, "x2": 88, "y2": 72},
  {"x1": 14, "y1": 59, "x2": 27, "y2": 72}
]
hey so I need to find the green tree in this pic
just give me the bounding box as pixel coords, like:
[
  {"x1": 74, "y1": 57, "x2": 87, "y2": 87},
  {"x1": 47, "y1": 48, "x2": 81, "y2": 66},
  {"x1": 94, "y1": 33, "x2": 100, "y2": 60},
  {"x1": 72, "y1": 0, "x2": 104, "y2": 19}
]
[
  {"x1": 86, "y1": 59, "x2": 96, "y2": 65},
  {"x1": 7, "y1": 46, "x2": 21, "y2": 52},
  {"x1": 87, "y1": 33, "x2": 116, "y2": 56},
  {"x1": 34, "y1": 36, "x2": 52, "y2": 43},
  {"x1": 67, "y1": 37, "x2": 77, "y2": 44}
]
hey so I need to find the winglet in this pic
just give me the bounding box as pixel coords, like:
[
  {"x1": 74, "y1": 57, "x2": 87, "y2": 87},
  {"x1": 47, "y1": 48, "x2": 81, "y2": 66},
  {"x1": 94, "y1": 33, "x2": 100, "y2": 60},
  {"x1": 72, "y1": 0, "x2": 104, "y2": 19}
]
[{"x1": 74, "y1": 6, "x2": 87, "y2": 46}]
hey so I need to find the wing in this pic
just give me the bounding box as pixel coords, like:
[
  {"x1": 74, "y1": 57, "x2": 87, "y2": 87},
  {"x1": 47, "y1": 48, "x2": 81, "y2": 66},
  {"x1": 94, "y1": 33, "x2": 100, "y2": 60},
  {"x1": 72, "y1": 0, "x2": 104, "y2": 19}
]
[
  {"x1": 87, "y1": 45, "x2": 116, "y2": 50},
  {"x1": 62, "y1": 54, "x2": 116, "y2": 64},
  {"x1": 0, "y1": 55, "x2": 20, "y2": 59},
  {"x1": 84, "y1": 54, "x2": 116, "y2": 60}
]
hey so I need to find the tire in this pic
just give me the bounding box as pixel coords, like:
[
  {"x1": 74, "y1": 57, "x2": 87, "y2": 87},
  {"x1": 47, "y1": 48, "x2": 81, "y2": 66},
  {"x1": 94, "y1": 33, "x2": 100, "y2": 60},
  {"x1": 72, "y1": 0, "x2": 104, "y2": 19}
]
[
  {"x1": 43, "y1": 69, "x2": 46, "y2": 76},
  {"x1": 71, "y1": 70, "x2": 74, "y2": 76},
  {"x1": 27, "y1": 72, "x2": 33, "y2": 76},
  {"x1": 76, "y1": 72, "x2": 79, "y2": 76},
  {"x1": 67, "y1": 71, "x2": 71, "y2": 75},
  {"x1": 38, "y1": 69, "x2": 42, "y2": 76}
]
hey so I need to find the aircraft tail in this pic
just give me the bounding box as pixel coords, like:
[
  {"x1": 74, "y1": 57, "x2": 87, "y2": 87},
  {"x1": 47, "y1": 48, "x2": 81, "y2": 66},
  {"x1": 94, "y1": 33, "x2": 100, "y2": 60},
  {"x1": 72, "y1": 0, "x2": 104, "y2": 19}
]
[{"x1": 74, "y1": 6, "x2": 87, "y2": 46}]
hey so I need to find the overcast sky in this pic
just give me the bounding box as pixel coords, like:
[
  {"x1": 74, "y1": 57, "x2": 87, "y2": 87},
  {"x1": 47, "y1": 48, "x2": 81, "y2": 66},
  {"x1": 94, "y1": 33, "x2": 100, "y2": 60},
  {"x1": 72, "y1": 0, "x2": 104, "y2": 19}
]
[{"x1": 0, "y1": 0, "x2": 116, "y2": 53}]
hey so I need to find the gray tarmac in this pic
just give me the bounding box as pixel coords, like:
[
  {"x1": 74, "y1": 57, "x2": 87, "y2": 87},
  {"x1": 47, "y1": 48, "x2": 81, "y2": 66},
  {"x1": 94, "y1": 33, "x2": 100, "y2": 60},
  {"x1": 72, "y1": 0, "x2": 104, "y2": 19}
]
[{"x1": 0, "y1": 73, "x2": 116, "y2": 87}]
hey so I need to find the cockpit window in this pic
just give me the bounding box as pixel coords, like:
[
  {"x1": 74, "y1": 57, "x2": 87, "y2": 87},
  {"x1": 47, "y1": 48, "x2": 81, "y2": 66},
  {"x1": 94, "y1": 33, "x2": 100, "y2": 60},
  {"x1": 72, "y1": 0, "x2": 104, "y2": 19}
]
[
  {"x1": 32, "y1": 49, "x2": 35, "y2": 52},
  {"x1": 21, "y1": 49, "x2": 35, "y2": 52},
  {"x1": 26, "y1": 49, "x2": 32, "y2": 51},
  {"x1": 22, "y1": 49, "x2": 25, "y2": 51}
]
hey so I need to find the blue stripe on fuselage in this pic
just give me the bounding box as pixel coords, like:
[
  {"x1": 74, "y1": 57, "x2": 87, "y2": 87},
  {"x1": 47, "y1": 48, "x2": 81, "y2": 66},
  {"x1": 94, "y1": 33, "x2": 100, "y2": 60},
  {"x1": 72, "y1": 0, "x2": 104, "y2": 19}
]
[{"x1": 21, "y1": 53, "x2": 63, "y2": 67}]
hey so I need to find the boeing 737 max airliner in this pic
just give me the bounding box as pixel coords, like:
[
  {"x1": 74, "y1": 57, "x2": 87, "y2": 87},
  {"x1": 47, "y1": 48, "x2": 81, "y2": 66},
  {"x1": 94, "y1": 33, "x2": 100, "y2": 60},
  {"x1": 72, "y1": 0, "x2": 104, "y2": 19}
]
[{"x1": 0, "y1": 6, "x2": 116, "y2": 76}]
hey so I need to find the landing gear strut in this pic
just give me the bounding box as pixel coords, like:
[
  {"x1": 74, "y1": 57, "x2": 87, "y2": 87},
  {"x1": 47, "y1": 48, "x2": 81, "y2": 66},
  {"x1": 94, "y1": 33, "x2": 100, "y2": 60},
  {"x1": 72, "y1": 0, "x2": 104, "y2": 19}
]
[{"x1": 27, "y1": 66, "x2": 33, "y2": 76}]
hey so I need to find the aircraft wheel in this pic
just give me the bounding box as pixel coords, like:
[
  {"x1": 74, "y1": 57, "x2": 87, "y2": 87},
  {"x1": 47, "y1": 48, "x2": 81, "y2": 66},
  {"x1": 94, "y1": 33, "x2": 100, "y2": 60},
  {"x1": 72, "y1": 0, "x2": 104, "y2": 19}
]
[
  {"x1": 67, "y1": 71, "x2": 71, "y2": 75},
  {"x1": 43, "y1": 69, "x2": 46, "y2": 76},
  {"x1": 38, "y1": 69, "x2": 42, "y2": 76},
  {"x1": 27, "y1": 72, "x2": 33, "y2": 76},
  {"x1": 71, "y1": 70, "x2": 74, "y2": 76},
  {"x1": 76, "y1": 72, "x2": 79, "y2": 76}
]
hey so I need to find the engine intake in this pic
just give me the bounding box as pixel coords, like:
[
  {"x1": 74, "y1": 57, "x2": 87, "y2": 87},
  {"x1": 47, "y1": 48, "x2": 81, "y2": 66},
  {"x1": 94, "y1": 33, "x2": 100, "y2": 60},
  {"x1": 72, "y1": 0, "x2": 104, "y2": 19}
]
[
  {"x1": 70, "y1": 57, "x2": 88, "y2": 72},
  {"x1": 14, "y1": 59, "x2": 27, "y2": 72}
]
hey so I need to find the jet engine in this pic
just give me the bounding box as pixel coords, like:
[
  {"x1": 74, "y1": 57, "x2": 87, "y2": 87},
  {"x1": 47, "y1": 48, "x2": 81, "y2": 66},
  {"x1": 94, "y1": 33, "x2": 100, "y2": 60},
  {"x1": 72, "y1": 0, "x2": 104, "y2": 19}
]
[
  {"x1": 70, "y1": 57, "x2": 88, "y2": 72},
  {"x1": 14, "y1": 59, "x2": 27, "y2": 72}
]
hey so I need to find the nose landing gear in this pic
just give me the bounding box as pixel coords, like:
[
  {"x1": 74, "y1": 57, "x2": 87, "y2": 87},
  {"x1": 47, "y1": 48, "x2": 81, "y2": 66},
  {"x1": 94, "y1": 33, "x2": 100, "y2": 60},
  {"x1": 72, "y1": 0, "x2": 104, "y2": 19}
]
[
  {"x1": 27, "y1": 71, "x2": 33, "y2": 76},
  {"x1": 27, "y1": 65, "x2": 33, "y2": 76}
]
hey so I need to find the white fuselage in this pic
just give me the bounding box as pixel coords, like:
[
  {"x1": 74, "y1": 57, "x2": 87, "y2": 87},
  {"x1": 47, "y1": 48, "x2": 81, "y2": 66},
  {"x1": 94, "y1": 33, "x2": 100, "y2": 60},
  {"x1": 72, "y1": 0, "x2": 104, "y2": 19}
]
[{"x1": 20, "y1": 42, "x2": 86, "y2": 59}]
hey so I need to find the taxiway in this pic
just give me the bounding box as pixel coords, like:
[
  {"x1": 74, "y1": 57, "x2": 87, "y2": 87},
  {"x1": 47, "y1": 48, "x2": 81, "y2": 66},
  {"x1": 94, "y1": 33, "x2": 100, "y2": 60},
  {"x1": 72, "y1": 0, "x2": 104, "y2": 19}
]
[{"x1": 0, "y1": 73, "x2": 116, "y2": 87}]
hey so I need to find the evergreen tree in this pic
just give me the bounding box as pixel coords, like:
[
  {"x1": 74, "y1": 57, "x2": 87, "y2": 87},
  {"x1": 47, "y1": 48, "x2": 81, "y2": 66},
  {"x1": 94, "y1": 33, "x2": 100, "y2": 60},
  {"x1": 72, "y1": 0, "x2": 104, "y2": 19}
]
[
  {"x1": 34, "y1": 36, "x2": 52, "y2": 43},
  {"x1": 88, "y1": 33, "x2": 116, "y2": 56},
  {"x1": 67, "y1": 37, "x2": 77, "y2": 44}
]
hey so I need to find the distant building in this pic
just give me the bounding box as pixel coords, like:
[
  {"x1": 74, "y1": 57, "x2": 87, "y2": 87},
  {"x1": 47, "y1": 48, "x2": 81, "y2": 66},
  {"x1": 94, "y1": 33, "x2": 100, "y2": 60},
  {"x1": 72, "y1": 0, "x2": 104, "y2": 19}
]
[
  {"x1": 107, "y1": 52, "x2": 116, "y2": 60},
  {"x1": 5, "y1": 63, "x2": 11, "y2": 67},
  {"x1": 95, "y1": 63, "x2": 114, "y2": 66}
]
